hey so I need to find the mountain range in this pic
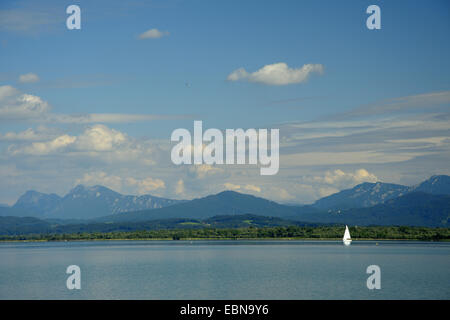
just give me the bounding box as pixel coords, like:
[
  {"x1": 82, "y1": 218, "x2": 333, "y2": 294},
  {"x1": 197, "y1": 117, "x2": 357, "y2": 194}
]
[
  {"x1": 0, "y1": 175, "x2": 449, "y2": 232},
  {"x1": 312, "y1": 175, "x2": 450, "y2": 210},
  {"x1": 302, "y1": 192, "x2": 450, "y2": 227},
  {"x1": 7, "y1": 185, "x2": 183, "y2": 219},
  {"x1": 95, "y1": 190, "x2": 318, "y2": 223}
]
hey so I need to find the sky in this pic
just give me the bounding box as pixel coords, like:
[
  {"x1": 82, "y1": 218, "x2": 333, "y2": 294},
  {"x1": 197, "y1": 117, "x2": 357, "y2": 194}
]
[{"x1": 0, "y1": 0, "x2": 449, "y2": 205}]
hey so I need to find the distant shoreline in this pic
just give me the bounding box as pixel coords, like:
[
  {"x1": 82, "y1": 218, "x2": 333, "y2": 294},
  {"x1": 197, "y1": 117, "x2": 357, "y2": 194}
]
[
  {"x1": 1, "y1": 237, "x2": 449, "y2": 243},
  {"x1": 1, "y1": 225, "x2": 448, "y2": 242}
]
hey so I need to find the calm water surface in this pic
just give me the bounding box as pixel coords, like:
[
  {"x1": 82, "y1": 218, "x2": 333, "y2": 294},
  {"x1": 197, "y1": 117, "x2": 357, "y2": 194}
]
[{"x1": 0, "y1": 240, "x2": 449, "y2": 299}]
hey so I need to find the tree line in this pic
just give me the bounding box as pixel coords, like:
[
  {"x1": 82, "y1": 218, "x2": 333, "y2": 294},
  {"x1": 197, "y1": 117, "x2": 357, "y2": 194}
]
[{"x1": 1, "y1": 225, "x2": 449, "y2": 241}]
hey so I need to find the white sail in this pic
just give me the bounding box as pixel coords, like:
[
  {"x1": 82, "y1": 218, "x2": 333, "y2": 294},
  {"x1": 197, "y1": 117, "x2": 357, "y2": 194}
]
[
  {"x1": 343, "y1": 225, "x2": 352, "y2": 245},
  {"x1": 343, "y1": 225, "x2": 351, "y2": 240}
]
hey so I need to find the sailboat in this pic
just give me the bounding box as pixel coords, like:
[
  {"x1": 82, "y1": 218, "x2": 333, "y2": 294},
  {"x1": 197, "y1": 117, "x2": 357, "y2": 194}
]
[{"x1": 343, "y1": 225, "x2": 352, "y2": 246}]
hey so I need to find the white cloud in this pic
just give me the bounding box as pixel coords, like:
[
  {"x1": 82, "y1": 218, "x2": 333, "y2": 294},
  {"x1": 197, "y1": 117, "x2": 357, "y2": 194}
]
[
  {"x1": 244, "y1": 184, "x2": 261, "y2": 192},
  {"x1": 227, "y1": 62, "x2": 324, "y2": 85},
  {"x1": 75, "y1": 125, "x2": 127, "y2": 151},
  {"x1": 18, "y1": 73, "x2": 39, "y2": 83},
  {"x1": 311, "y1": 169, "x2": 378, "y2": 190},
  {"x1": 0, "y1": 85, "x2": 50, "y2": 119},
  {"x1": 227, "y1": 68, "x2": 248, "y2": 82},
  {"x1": 223, "y1": 183, "x2": 261, "y2": 193},
  {"x1": 11, "y1": 134, "x2": 76, "y2": 155},
  {"x1": 126, "y1": 177, "x2": 165, "y2": 194},
  {"x1": 8, "y1": 125, "x2": 127, "y2": 155},
  {"x1": 138, "y1": 28, "x2": 169, "y2": 39},
  {"x1": 224, "y1": 182, "x2": 241, "y2": 191},
  {"x1": 189, "y1": 164, "x2": 223, "y2": 179}
]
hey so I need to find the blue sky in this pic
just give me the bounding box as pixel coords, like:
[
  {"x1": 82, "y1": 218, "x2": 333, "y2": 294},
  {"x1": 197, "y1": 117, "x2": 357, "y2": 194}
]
[{"x1": 0, "y1": 0, "x2": 449, "y2": 204}]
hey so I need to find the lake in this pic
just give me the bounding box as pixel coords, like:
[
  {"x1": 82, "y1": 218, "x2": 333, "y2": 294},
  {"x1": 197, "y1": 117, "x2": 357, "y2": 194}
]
[{"x1": 0, "y1": 240, "x2": 449, "y2": 299}]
